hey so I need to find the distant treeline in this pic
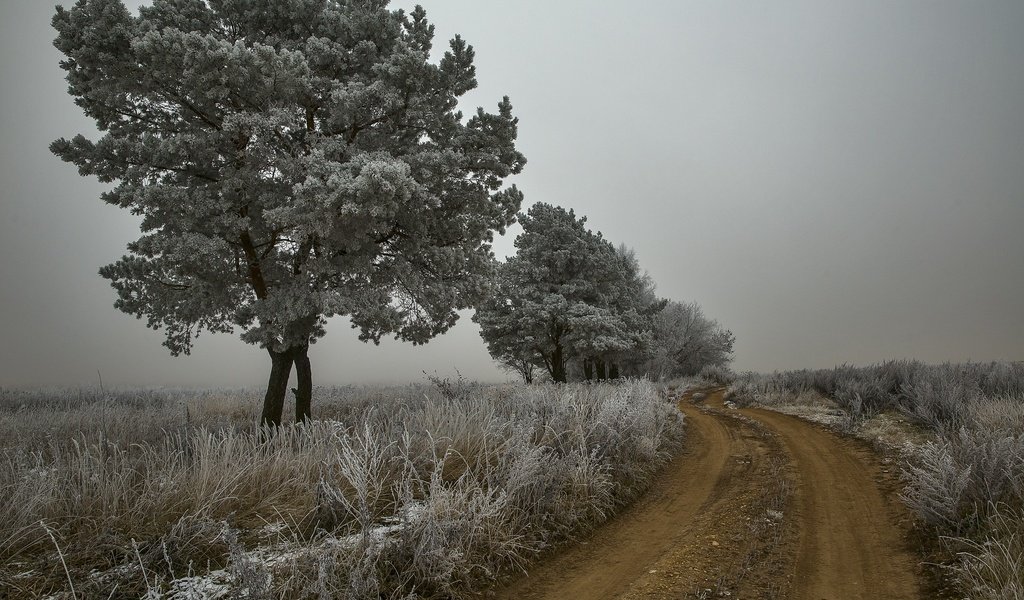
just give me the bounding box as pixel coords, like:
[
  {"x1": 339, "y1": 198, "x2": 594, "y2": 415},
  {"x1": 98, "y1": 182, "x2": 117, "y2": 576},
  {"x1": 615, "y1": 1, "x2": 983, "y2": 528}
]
[{"x1": 474, "y1": 203, "x2": 734, "y2": 383}]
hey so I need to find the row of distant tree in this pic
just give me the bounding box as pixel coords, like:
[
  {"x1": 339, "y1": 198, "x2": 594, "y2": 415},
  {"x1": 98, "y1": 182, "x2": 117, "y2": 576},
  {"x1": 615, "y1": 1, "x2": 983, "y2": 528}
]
[{"x1": 474, "y1": 203, "x2": 734, "y2": 383}]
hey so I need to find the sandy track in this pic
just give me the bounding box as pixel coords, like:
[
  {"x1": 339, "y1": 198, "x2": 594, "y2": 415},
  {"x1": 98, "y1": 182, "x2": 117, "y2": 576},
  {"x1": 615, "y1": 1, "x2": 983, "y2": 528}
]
[
  {"x1": 745, "y1": 406, "x2": 920, "y2": 599},
  {"x1": 494, "y1": 390, "x2": 735, "y2": 600},
  {"x1": 492, "y1": 389, "x2": 922, "y2": 600}
]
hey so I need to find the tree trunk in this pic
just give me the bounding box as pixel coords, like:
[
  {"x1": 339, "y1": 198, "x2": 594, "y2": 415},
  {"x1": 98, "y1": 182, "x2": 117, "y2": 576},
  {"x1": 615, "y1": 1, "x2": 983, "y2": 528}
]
[
  {"x1": 521, "y1": 361, "x2": 534, "y2": 384},
  {"x1": 293, "y1": 345, "x2": 312, "y2": 424},
  {"x1": 551, "y1": 343, "x2": 567, "y2": 383},
  {"x1": 261, "y1": 347, "x2": 296, "y2": 428},
  {"x1": 596, "y1": 360, "x2": 607, "y2": 381},
  {"x1": 583, "y1": 359, "x2": 594, "y2": 381},
  {"x1": 609, "y1": 363, "x2": 620, "y2": 380}
]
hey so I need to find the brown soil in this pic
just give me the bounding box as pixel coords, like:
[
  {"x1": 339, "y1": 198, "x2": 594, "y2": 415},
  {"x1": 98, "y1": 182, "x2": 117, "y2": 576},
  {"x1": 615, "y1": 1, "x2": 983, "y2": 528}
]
[{"x1": 490, "y1": 388, "x2": 923, "y2": 600}]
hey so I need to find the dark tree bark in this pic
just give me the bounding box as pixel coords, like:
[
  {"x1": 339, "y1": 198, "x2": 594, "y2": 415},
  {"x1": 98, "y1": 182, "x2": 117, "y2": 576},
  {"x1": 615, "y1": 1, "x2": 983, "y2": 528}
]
[
  {"x1": 520, "y1": 359, "x2": 535, "y2": 384},
  {"x1": 596, "y1": 360, "x2": 607, "y2": 381},
  {"x1": 551, "y1": 343, "x2": 567, "y2": 383},
  {"x1": 609, "y1": 363, "x2": 620, "y2": 380},
  {"x1": 261, "y1": 347, "x2": 296, "y2": 428},
  {"x1": 293, "y1": 345, "x2": 312, "y2": 423},
  {"x1": 583, "y1": 359, "x2": 594, "y2": 381}
]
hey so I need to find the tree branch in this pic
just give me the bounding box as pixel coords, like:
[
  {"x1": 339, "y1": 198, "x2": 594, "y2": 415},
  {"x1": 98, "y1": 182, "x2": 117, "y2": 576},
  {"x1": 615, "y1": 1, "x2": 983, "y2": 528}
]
[{"x1": 239, "y1": 230, "x2": 268, "y2": 299}]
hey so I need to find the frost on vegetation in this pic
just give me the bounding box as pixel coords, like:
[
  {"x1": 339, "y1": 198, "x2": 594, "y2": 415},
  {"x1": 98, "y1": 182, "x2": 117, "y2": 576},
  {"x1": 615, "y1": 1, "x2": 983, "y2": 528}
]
[
  {"x1": 727, "y1": 360, "x2": 1024, "y2": 428},
  {"x1": 660, "y1": 375, "x2": 715, "y2": 397},
  {"x1": 901, "y1": 427, "x2": 1024, "y2": 532},
  {"x1": 947, "y1": 508, "x2": 1024, "y2": 600},
  {"x1": 0, "y1": 380, "x2": 683, "y2": 599}
]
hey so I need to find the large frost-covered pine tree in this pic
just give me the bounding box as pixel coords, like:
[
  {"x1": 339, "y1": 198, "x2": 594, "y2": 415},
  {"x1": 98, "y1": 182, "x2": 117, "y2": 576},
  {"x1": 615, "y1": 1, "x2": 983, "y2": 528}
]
[{"x1": 51, "y1": 0, "x2": 525, "y2": 425}]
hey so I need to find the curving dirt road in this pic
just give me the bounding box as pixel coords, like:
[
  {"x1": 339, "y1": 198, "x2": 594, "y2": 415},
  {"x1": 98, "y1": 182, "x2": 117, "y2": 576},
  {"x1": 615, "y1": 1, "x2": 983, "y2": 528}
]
[
  {"x1": 745, "y1": 405, "x2": 921, "y2": 599},
  {"x1": 493, "y1": 388, "x2": 922, "y2": 600}
]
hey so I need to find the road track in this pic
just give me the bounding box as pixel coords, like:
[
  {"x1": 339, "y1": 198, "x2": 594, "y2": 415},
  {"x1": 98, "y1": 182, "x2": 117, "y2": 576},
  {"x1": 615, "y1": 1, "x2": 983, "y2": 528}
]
[{"x1": 493, "y1": 388, "x2": 922, "y2": 599}]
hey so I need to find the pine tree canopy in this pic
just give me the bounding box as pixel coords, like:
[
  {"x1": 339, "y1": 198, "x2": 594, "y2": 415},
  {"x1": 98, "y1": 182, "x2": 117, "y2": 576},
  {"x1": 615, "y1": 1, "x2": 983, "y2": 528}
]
[
  {"x1": 473, "y1": 204, "x2": 658, "y2": 382},
  {"x1": 52, "y1": 0, "x2": 526, "y2": 357}
]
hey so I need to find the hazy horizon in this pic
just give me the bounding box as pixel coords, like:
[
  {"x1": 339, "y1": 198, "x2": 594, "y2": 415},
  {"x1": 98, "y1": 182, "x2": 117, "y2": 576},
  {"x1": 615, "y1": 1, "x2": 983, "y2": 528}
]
[{"x1": 2, "y1": 1, "x2": 1023, "y2": 388}]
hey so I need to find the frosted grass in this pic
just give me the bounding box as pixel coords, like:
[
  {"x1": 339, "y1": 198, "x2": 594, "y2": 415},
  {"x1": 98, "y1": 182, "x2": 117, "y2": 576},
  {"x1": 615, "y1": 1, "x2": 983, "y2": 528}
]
[{"x1": 0, "y1": 379, "x2": 684, "y2": 598}]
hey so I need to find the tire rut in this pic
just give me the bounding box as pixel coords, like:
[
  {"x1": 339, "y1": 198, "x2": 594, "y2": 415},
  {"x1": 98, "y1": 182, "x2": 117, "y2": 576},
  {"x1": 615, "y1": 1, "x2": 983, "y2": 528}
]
[{"x1": 742, "y1": 405, "x2": 921, "y2": 599}]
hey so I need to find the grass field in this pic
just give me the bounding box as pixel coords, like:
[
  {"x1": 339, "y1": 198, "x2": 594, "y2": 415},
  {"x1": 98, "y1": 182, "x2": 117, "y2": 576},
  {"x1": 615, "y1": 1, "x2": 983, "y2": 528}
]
[{"x1": 1, "y1": 378, "x2": 686, "y2": 599}]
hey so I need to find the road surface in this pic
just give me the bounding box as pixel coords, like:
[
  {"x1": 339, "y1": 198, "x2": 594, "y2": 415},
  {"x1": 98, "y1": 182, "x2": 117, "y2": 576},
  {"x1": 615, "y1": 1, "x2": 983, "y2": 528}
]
[{"x1": 494, "y1": 388, "x2": 922, "y2": 600}]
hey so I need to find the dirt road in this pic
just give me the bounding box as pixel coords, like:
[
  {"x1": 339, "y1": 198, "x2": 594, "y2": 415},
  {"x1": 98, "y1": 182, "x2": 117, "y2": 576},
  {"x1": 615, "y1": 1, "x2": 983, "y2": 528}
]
[{"x1": 493, "y1": 389, "x2": 922, "y2": 600}]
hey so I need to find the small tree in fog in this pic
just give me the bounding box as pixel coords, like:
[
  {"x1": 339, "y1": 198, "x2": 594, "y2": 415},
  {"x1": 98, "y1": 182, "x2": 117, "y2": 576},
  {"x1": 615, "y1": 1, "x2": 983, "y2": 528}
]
[
  {"x1": 500, "y1": 356, "x2": 537, "y2": 384},
  {"x1": 474, "y1": 205, "x2": 649, "y2": 382},
  {"x1": 647, "y1": 301, "x2": 735, "y2": 378},
  {"x1": 51, "y1": 0, "x2": 525, "y2": 426}
]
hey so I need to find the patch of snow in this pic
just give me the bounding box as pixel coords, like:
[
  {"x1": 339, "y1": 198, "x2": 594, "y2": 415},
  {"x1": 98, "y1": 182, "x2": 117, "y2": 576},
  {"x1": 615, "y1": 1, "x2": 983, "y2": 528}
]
[
  {"x1": 771, "y1": 404, "x2": 846, "y2": 428},
  {"x1": 90, "y1": 504, "x2": 430, "y2": 599},
  {"x1": 333, "y1": 522, "x2": 405, "y2": 550},
  {"x1": 164, "y1": 571, "x2": 231, "y2": 600},
  {"x1": 256, "y1": 521, "x2": 289, "y2": 538}
]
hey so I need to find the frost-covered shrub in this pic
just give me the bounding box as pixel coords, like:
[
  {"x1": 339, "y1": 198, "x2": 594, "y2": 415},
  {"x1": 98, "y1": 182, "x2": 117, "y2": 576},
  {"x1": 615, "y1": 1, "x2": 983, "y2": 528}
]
[
  {"x1": 896, "y1": 372, "x2": 979, "y2": 431},
  {"x1": 969, "y1": 396, "x2": 1024, "y2": 435},
  {"x1": 832, "y1": 377, "x2": 885, "y2": 425},
  {"x1": 902, "y1": 421, "x2": 1024, "y2": 533},
  {"x1": 728, "y1": 361, "x2": 1024, "y2": 428},
  {"x1": 725, "y1": 372, "x2": 805, "y2": 408},
  {"x1": 699, "y1": 365, "x2": 736, "y2": 386}
]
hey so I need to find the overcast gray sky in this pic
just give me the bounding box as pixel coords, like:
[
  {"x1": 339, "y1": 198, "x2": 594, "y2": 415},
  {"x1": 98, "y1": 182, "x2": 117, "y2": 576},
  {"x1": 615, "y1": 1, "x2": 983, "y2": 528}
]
[{"x1": 1, "y1": 1, "x2": 1022, "y2": 387}]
